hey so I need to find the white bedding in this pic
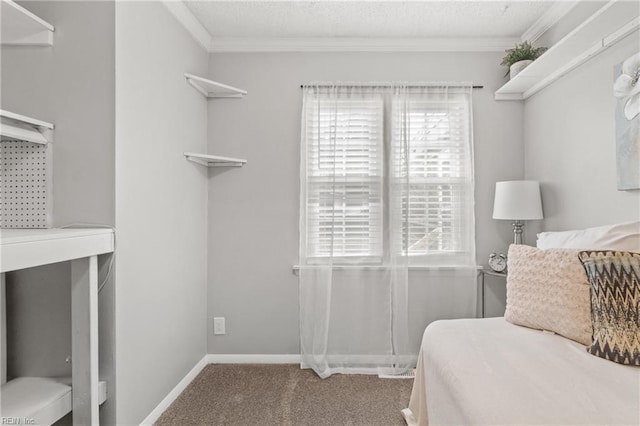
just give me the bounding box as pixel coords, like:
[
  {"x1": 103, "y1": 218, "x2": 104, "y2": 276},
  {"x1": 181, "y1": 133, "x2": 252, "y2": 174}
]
[{"x1": 402, "y1": 318, "x2": 640, "y2": 426}]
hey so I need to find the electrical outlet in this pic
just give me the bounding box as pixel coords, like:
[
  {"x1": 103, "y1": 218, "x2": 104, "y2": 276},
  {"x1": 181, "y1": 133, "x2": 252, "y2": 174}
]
[{"x1": 213, "y1": 317, "x2": 225, "y2": 335}]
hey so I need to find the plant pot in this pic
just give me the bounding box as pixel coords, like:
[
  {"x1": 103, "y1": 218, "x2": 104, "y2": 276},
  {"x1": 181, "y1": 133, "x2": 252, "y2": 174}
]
[{"x1": 510, "y1": 60, "x2": 533, "y2": 79}]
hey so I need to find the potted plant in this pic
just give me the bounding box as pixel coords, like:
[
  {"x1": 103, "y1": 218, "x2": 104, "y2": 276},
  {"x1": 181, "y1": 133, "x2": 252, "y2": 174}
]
[{"x1": 501, "y1": 41, "x2": 547, "y2": 79}]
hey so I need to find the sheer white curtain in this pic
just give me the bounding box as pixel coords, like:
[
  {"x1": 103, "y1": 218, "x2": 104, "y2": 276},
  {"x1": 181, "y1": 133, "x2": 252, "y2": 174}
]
[{"x1": 299, "y1": 83, "x2": 474, "y2": 378}]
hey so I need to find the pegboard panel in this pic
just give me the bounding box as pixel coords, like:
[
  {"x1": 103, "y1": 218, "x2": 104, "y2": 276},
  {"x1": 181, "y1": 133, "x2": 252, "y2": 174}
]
[{"x1": 0, "y1": 140, "x2": 52, "y2": 228}]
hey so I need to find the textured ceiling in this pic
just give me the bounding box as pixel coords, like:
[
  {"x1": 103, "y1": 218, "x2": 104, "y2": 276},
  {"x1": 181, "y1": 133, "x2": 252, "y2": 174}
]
[{"x1": 184, "y1": 1, "x2": 555, "y2": 39}]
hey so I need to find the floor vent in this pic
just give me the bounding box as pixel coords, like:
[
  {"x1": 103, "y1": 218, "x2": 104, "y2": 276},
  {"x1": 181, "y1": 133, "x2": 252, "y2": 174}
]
[{"x1": 378, "y1": 369, "x2": 415, "y2": 379}]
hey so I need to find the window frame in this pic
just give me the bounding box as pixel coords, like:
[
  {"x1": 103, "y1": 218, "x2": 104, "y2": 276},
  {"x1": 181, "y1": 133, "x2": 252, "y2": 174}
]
[
  {"x1": 391, "y1": 96, "x2": 474, "y2": 266},
  {"x1": 302, "y1": 90, "x2": 474, "y2": 267},
  {"x1": 303, "y1": 96, "x2": 385, "y2": 264}
]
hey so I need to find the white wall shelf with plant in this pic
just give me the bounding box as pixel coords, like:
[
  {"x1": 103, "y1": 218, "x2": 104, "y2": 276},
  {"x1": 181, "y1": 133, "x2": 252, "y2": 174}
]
[
  {"x1": 184, "y1": 152, "x2": 247, "y2": 167},
  {"x1": 184, "y1": 73, "x2": 247, "y2": 99},
  {"x1": 0, "y1": 0, "x2": 54, "y2": 46},
  {"x1": 0, "y1": 109, "x2": 54, "y2": 144},
  {"x1": 495, "y1": 0, "x2": 640, "y2": 101}
]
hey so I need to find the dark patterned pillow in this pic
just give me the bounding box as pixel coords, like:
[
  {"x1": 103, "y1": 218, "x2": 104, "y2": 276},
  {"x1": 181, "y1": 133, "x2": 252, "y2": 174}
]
[{"x1": 578, "y1": 251, "x2": 640, "y2": 366}]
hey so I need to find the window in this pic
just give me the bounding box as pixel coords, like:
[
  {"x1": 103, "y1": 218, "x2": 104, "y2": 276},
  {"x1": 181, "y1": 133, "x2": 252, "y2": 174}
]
[
  {"x1": 301, "y1": 88, "x2": 474, "y2": 266},
  {"x1": 303, "y1": 98, "x2": 384, "y2": 261},
  {"x1": 392, "y1": 97, "x2": 474, "y2": 265}
]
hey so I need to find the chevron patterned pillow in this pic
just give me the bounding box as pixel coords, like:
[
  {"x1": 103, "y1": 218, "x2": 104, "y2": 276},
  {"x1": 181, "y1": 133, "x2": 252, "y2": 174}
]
[{"x1": 579, "y1": 251, "x2": 640, "y2": 366}]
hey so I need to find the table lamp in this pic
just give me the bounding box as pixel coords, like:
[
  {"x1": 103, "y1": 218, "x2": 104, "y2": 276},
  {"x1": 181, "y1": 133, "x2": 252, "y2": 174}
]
[{"x1": 492, "y1": 180, "x2": 543, "y2": 244}]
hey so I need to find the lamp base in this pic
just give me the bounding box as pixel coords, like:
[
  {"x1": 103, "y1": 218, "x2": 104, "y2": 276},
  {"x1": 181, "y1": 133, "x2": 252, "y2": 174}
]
[{"x1": 512, "y1": 220, "x2": 524, "y2": 245}]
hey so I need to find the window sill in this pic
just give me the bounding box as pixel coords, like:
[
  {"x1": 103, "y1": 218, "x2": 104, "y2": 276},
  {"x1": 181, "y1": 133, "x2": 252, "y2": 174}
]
[{"x1": 292, "y1": 264, "x2": 481, "y2": 276}]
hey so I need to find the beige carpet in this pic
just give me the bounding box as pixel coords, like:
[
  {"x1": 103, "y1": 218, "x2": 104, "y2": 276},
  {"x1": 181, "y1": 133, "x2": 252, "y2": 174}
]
[{"x1": 155, "y1": 364, "x2": 412, "y2": 426}]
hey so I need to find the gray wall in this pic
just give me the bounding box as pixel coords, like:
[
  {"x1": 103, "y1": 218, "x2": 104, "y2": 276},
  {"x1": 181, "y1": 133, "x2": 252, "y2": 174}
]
[
  {"x1": 1, "y1": 1, "x2": 116, "y2": 423},
  {"x1": 206, "y1": 52, "x2": 524, "y2": 356},
  {"x1": 114, "y1": 2, "x2": 208, "y2": 424},
  {"x1": 534, "y1": 1, "x2": 607, "y2": 49},
  {"x1": 524, "y1": 31, "x2": 640, "y2": 235}
]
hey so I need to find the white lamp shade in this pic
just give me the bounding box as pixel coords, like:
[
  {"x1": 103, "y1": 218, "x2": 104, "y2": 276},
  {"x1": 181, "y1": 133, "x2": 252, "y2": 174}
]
[{"x1": 493, "y1": 180, "x2": 543, "y2": 220}]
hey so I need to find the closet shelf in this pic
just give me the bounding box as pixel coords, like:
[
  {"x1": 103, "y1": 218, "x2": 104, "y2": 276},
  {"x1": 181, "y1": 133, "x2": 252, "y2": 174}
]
[
  {"x1": 1, "y1": 377, "x2": 107, "y2": 425},
  {"x1": 495, "y1": 0, "x2": 640, "y2": 101},
  {"x1": 185, "y1": 73, "x2": 247, "y2": 99},
  {"x1": 1, "y1": 0, "x2": 54, "y2": 46},
  {"x1": 184, "y1": 152, "x2": 247, "y2": 167},
  {"x1": 0, "y1": 109, "x2": 54, "y2": 144}
]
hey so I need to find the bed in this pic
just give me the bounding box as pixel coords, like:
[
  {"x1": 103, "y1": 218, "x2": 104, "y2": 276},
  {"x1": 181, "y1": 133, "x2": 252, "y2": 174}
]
[
  {"x1": 402, "y1": 221, "x2": 640, "y2": 425},
  {"x1": 402, "y1": 317, "x2": 640, "y2": 426}
]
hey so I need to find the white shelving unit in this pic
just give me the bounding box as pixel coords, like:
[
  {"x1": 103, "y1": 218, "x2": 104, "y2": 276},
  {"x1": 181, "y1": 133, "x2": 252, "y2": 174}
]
[
  {"x1": 0, "y1": 109, "x2": 54, "y2": 144},
  {"x1": 1, "y1": 228, "x2": 115, "y2": 425},
  {"x1": 495, "y1": 0, "x2": 640, "y2": 101},
  {"x1": 1, "y1": 377, "x2": 107, "y2": 425},
  {"x1": 183, "y1": 73, "x2": 248, "y2": 167},
  {"x1": 184, "y1": 152, "x2": 247, "y2": 167},
  {"x1": 185, "y1": 73, "x2": 247, "y2": 99},
  {"x1": 0, "y1": 0, "x2": 54, "y2": 46}
]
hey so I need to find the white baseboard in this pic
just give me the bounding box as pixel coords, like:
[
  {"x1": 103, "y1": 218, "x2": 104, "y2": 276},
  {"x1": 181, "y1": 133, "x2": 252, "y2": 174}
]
[
  {"x1": 139, "y1": 355, "x2": 209, "y2": 425},
  {"x1": 205, "y1": 354, "x2": 300, "y2": 364},
  {"x1": 139, "y1": 353, "x2": 300, "y2": 424}
]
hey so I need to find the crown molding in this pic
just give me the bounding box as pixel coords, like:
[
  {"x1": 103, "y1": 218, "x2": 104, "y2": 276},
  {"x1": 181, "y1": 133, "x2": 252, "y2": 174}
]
[
  {"x1": 208, "y1": 37, "x2": 520, "y2": 53},
  {"x1": 521, "y1": 1, "x2": 579, "y2": 43},
  {"x1": 162, "y1": 0, "x2": 212, "y2": 51},
  {"x1": 161, "y1": 0, "x2": 561, "y2": 53}
]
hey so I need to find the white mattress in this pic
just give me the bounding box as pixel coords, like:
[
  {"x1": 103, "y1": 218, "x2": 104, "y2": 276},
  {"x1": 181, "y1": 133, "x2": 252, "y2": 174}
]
[{"x1": 402, "y1": 318, "x2": 640, "y2": 426}]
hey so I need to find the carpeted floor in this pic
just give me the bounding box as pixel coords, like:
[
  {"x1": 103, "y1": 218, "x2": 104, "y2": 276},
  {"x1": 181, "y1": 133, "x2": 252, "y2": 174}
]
[{"x1": 155, "y1": 364, "x2": 413, "y2": 426}]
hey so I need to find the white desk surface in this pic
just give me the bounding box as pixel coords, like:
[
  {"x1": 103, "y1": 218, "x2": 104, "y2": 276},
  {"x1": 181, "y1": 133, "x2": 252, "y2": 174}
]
[
  {"x1": 1, "y1": 228, "x2": 112, "y2": 244},
  {"x1": 0, "y1": 228, "x2": 114, "y2": 273}
]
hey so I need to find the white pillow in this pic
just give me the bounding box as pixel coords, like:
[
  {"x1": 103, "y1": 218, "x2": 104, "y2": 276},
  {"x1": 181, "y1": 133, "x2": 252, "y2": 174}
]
[
  {"x1": 505, "y1": 245, "x2": 592, "y2": 346},
  {"x1": 536, "y1": 221, "x2": 640, "y2": 251}
]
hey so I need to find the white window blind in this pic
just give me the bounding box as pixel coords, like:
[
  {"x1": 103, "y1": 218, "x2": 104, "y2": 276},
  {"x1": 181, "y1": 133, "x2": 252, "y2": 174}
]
[
  {"x1": 392, "y1": 97, "x2": 474, "y2": 265},
  {"x1": 303, "y1": 98, "x2": 384, "y2": 260},
  {"x1": 301, "y1": 87, "x2": 474, "y2": 266}
]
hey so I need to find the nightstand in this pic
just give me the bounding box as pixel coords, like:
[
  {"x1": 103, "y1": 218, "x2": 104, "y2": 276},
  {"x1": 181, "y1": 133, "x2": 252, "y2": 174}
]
[{"x1": 480, "y1": 268, "x2": 507, "y2": 318}]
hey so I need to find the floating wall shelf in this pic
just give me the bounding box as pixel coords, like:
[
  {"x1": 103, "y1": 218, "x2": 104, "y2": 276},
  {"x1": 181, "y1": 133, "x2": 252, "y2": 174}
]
[
  {"x1": 185, "y1": 73, "x2": 247, "y2": 99},
  {"x1": 495, "y1": 0, "x2": 640, "y2": 101},
  {"x1": 1, "y1": 0, "x2": 54, "y2": 46},
  {"x1": 184, "y1": 152, "x2": 247, "y2": 167},
  {"x1": 0, "y1": 109, "x2": 54, "y2": 144}
]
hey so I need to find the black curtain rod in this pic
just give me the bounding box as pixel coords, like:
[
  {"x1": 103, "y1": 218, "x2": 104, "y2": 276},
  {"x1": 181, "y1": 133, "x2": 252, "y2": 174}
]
[{"x1": 300, "y1": 84, "x2": 483, "y2": 89}]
